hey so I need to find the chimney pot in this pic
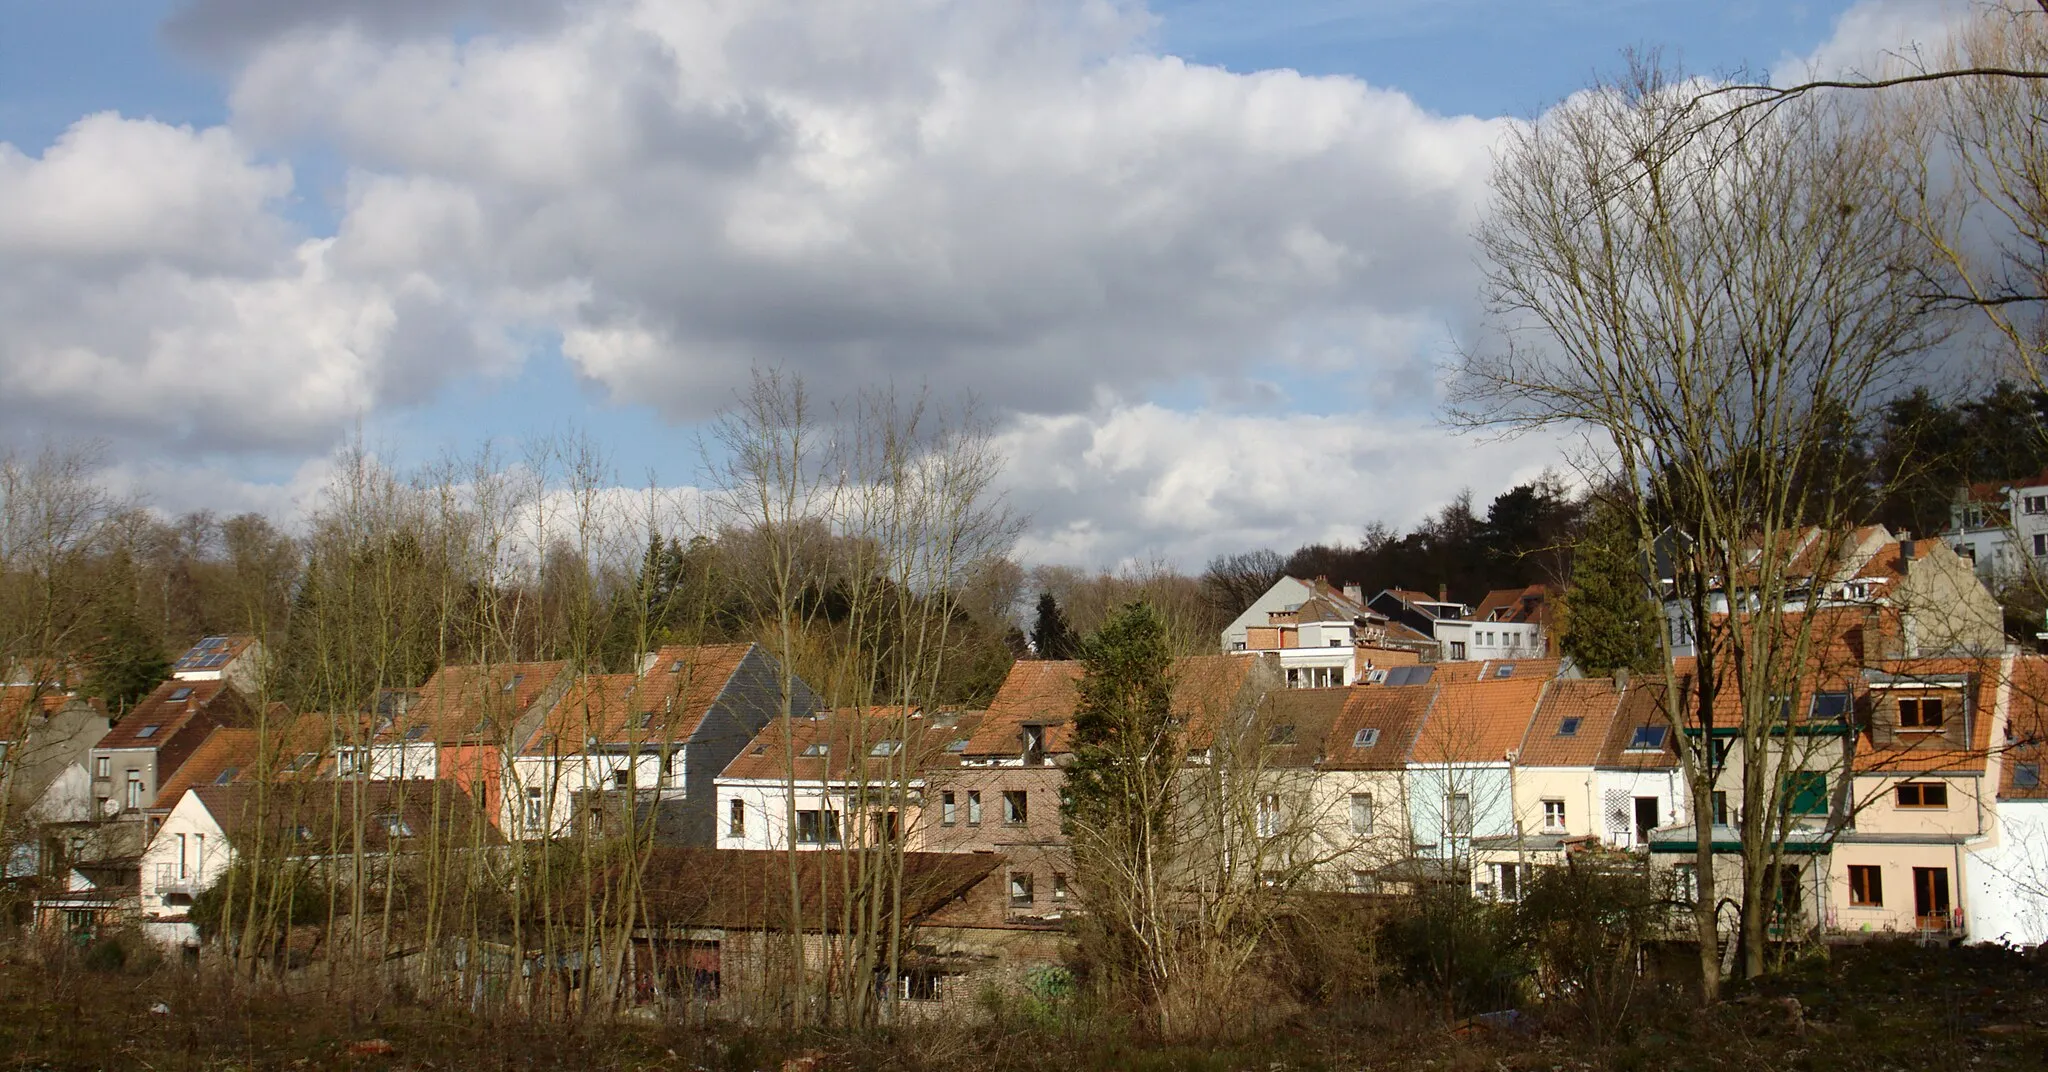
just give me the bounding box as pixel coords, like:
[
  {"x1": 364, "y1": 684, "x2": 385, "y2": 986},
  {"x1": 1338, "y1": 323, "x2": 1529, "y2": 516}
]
[{"x1": 1900, "y1": 537, "x2": 1915, "y2": 567}]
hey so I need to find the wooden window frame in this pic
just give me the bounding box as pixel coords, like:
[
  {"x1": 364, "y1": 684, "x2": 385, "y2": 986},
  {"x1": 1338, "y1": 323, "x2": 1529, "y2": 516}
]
[
  {"x1": 1896, "y1": 781, "x2": 1949, "y2": 809},
  {"x1": 1848, "y1": 864, "x2": 1883, "y2": 907}
]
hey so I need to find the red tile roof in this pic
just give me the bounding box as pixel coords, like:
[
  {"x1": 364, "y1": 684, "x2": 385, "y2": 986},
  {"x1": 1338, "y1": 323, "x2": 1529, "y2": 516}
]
[
  {"x1": 1514, "y1": 678, "x2": 1625, "y2": 768},
  {"x1": 151, "y1": 728, "x2": 261, "y2": 809},
  {"x1": 95, "y1": 679, "x2": 244, "y2": 750},
  {"x1": 719, "y1": 711, "x2": 981, "y2": 782},
  {"x1": 1321, "y1": 685, "x2": 1433, "y2": 770},
  {"x1": 520, "y1": 644, "x2": 758, "y2": 755},
  {"x1": 383, "y1": 660, "x2": 568, "y2": 746}
]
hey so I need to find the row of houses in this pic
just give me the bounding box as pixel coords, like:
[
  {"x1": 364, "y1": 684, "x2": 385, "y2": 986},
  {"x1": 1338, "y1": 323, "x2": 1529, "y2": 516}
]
[{"x1": 7, "y1": 523, "x2": 2048, "y2": 1007}]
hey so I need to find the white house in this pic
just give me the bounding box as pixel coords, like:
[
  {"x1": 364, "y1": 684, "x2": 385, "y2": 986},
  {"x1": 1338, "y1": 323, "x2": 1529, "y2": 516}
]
[{"x1": 714, "y1": 709, "x2": 971, "y2": 852}]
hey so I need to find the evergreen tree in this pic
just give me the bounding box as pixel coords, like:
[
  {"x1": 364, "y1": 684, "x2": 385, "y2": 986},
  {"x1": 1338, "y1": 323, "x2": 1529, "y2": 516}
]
[
  {"x1": 1558, "y1": 500, "x2": 1660, "y2": 676},
  {"x1": 82, "y1": 556, "x2": 171, "y2": 714},
  {"x1": 1063, "y1": 602, "x2": 1177, "y2": 996},
  {"x1": 1030, "y1": 590, "x2": 1079, "y2": 659}
]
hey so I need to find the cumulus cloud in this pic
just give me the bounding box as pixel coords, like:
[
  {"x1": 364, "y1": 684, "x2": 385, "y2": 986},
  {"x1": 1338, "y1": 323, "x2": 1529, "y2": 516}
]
[{"x1": 221, "y1": 0, "x2": 1508, "y2": 423}]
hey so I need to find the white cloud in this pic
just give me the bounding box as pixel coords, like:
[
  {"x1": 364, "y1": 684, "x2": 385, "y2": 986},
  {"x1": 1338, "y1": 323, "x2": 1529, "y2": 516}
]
[
  {"x1": 996, "y1": 403, "x2": 1569, "y2": 567},
  {"x1": 222, "y1": 0, "x2": 1509, "y2": 422}
]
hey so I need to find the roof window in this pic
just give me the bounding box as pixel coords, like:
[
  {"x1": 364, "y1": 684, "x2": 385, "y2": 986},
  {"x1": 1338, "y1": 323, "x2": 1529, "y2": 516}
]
[
  {"x1": 636, "y1": 711, "x2": 656, "y2": 730},
  {"x1": 1809, "y1": 692, "x2": 1852, "y2": 719},
  {"x1": 1494, "y1": 664, "x2": 1515, "y2": 679},
  {"x1": 1627, "y1": 726, "x2": 1668, "y2": 751},
  {"x1": 1557, "y1": 717, "x2": 1581, "y2": 737},
  {"x1": 135, "y1": 724, "x2": 160, "y2": 739},
  {"x1": 945, "y1": 738, "x2": 969, "y2": 753},
  {"x1": 213, "y1": 767, "x2": 239, "y2": 785},
  {"x1": 870, "y1": 739, "x2": 902, "y2": 757},
  {"x1": 1352, "y1": 727, "x2": 1381, "y2": 748},
  {"x1": 405, "y1": 725, "x2": 428, "y2": 741},
  {"x1": 670, "y1": 660, "x2": 686, "y2": 673},
  {"x1": 502, "y1": 674, "x2": 524, "y2": 694},
  {"x1": 800, "y1": 742, "x2": 830, "y2": 757},
  {"x1": 1267, "y1": 724, "x2": 1296, "y2": 745},
  {"x1": 168, "y1": 687, "x2": 193, "y2": 702},
  {"x1": 2015, "y1": 763, "x2": 2040, "y2": 789}
]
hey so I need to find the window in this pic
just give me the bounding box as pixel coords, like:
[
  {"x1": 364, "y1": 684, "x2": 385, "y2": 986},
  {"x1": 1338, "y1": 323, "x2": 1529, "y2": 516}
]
[
  {"x1": 95, "y1": 756, "x2": 110, "y2": 779},
  {"x1": 1002, "y1": 790, "x2": 1028, "y2": 825},
  {"x1": 1008, "y1": 872, "x2": 1034, "y2": 906},
  {"x1": 728, "y1": 798, "x2": 745, "y2": 838},
  {"x1": 1267, "y1": 724, "x2": 1296, "y2": 745},
  {"x1": 1898, "y1": 695, "x2": 1946, "y2": 729},
  {"x1": 1557, "y1": 717, "x2": 1581, "y2": 737},
  {"x1": 405, "y1": 725, "x2": 429, "y2": 741},
  {"x1": 945, "y1": 738, "x2": 968, "y2": 753},
  {"x1": 1330, "y1": 638, "x2": 1344, "y2": 647},
  {"x1": 1896, "y1": 781, "x2": 1949, "y2": 808},
  {"x1": 1349, "y1": 793, "x2": 1375, "y2": 835},
  {"x1": 1448, "y1": 642, "x2": 1467, "y2": 660},
  {"x1": 1784, "y1": 771, "x2": 1829, "y2": 816},
  {"x1": 899, "y1": 970, "x2": 951, "y2": 1001},
  {"x1": 2017, "y1": 763, "x2": 2042, "y2": 789},
  {"x1": 967, "y1": 790, "x2": 982, "y2": 825},
  {"x1": 2036, "y1": 533, "x2": 2047, "y2": 556},
  {"x1": 870, "y1": 739, "x2": 901, "y2": 757},
  {"x1": 212, "y1": 767, "x2": 238, "y2": 786},
  {"x1": 135, "y1": 725, "x2": 160, "y2": 739},
  {"x1": 382, "y1": 813, "x2": 414, "y2": 838},
  {"x1": 941, "y1": 790, "x2": 957, "y2": 825},
  {"x1": 1493, "y1": 861, "x2": 1526, "y2": 901},
  {"x1": 1848, "y1": 865, "x2": 1883, "y2": 906},
  {"x1": 1810, "y1": 692, "x2": 1852, "y2": 720},
  {"x1": 612, "y1": 769, "x2": 631, "y2": 790},
  {"x1": 1673, "y1": 863, "x2": 1698, "y2": 904},
  {"x1": 125, "y1": 772, "x2": 143, "y2": 810},
  {"x1": 1052, "y1": 874, "x2": 1069, "y2": 902},
  {"x1": 1446, "y1": 793, "x2": 1473, "y2": 837},
  {"x1": 800, "y1": 742, "x2": 830, "y2": 757},
  {"x1": 795, "y1": 809, "x2": 840, "y2": 844},
  {"x1": 526, "y1": 788, "x2": 544, "y2": 828},
  {"x1": 1352, "y1": 727, "x2": 1380, "y2": 748},
  {"x1": 1626, "y1": 725, "x2": 1667, "y2": 751},
  {"x1": 670, "y1": 659, "x2": 686, "y2": 673},
  {"x1": 2028, "y1": 495, "x2": 2046, "y2": 515},
  {"x1": 502, "y1": 674, "x2": 524, "y2": 693},
  {"x1": 1494, "y1": 664, "x2": 1514, "y2": 679},
  {"x1": 1711, "y1": 791, "x2": 1731, "y2": 825},
  {"x1": 1257, "y1": 793, "x2": 1282, "y2": 838},
  {"x1": 635, "y1": 712, "x2": 655, "y2": 731},
  {"x1": 1021, "y1": 723, "x2": 1046, "y2": 765},
  {"x1": 1348, "y1": 870, "x2": 1377, "y2": 894},
  {"x1": 1286, "y1": 668, "x2": 1300, "y2": 687},
  {"x1": 176, "y1": 833, "x2": 188, "y2": 880},
  {"x1": 1542, "y1": 799, "x2": 1566, "y2": 831}
]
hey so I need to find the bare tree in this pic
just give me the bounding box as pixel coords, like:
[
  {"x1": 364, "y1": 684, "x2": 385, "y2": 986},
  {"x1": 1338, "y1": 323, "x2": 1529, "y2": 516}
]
[{"x1": 1455, "y1": 58, "x2": 1946, "y2": 994}]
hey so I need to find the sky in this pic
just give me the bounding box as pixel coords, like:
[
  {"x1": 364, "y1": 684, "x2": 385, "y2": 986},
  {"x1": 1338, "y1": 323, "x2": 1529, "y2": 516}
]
[{"x1": 0, "y1": 0, "x2": 1974, "y2": 569}]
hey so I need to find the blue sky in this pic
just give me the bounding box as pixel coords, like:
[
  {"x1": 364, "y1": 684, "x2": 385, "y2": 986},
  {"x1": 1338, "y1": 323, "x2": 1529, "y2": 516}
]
[{"x1": 0, "y1": 0, "x2": 1939, "y2": 566}]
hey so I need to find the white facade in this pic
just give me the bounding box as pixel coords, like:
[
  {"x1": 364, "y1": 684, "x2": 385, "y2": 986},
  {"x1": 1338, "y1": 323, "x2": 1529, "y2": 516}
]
[
  {"x1": 138, "y1": 790, "x2": 235, "y2": 947},
  {"x1": 504, "y1": 751, "x2": 677, "y2": 839},
  {"x1": 1434, "y1": 620, "x2": 1543, "y2": 662},
  {"x1": 1220, "y1": 577, "x2": 1316, "y2": 651},
  {"x1": 1593, "y1": 767, "x2": 1686, "y2": 850},
  {"x1": 1947, "y1": 480, "x2": 2048, "y2": 589},
  {"x1": 344, "y1": 740, "x2": 439, "y2": 781},
  {"x1": 713, "y1": 776, "x2": 921, "y2": 851}
]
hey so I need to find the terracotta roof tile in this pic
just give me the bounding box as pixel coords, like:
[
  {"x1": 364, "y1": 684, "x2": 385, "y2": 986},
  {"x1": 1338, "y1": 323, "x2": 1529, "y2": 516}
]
[
  {"x1": 96, "y1": 679, "x2": 243, "y2": 750},
  {"x1": 1321, "y1": 685, "x2": 1432, "y2": 770},
  {"x1": 151, "y1": 728, "x2": 262, "y2": 809},
  {"x1": 719, "y1": 711, "x2": 982, "y2": 782},
  {"x1": 1411, "y1": 675, "x2": 1549, "y2": 764},
  {"x1": 1515, "y1": 678, "x2": 1625, "y2": 767},
  {"x1": 385, "y1": 660, "x2": 569, "y2": 746}
]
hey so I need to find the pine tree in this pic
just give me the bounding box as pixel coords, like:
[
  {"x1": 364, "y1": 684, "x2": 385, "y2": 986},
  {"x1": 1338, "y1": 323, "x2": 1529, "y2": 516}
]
[
  {"x1": 82, "y1": 555, "x2": 171, "y2": 715},
  {"x1": 1558, "y1": 500, "x2": 1660, "y2": 676},
  {"x1": 1030, "y1": 591, "x2": 1078, "y2": 659}
]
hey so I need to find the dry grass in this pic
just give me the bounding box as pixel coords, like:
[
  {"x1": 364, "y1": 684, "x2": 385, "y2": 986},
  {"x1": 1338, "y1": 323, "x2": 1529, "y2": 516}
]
[{"x1": 3, "y1": 939, "x2": 2046, "y2": 1071}]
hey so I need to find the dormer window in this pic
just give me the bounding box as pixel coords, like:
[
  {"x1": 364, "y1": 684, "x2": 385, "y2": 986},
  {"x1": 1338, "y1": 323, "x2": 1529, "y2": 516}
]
[
  {"x1": 1899, "y1": 695, "x2": 1946, "y2": 729},
  {"x1": 1022, "y1": 724, "x2": 1046, "y2": 766}
]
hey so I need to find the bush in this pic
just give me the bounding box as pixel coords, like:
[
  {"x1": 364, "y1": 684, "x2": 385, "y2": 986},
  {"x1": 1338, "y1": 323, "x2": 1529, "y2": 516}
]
[
  {"x1": 82, "y1": 937, "x2": 126, "y2": 973},
  {"x1": 1509, "y1": 853, "x2": 1669, "y2": 1040},
  {"x1": 1380, "y1": 886, "x2": 1525, "y2": 1018}
]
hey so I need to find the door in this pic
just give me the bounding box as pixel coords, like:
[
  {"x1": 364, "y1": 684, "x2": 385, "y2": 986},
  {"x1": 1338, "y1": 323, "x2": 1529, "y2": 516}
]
[
  {"x1": 1913, "y1": 867, "x2": 1951, "y2": 930},
  {"x1": 1633, "y1": 797, "x2": 1659, "y2": 846}
]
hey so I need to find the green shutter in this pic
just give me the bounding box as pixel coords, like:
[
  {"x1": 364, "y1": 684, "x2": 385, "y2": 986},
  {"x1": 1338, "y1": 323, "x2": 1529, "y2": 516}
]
[{"x1": 1784, "y1": 771, "x2": 1828, "y2": 816}]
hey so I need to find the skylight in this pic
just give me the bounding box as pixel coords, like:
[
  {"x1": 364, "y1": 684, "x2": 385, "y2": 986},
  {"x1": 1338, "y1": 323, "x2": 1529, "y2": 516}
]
[
  {"x1": 1557, "y1": 717, "x2": 1581, "y2": 737},
  {"x1": 1810, "y1": 692, "x2": 1852, "y2": 719},
  {"x1": 1352, "y1": 727, "x2": 1380, "y2": 748},
  {"x1": 870, "y1": 739, "x2": 902, "y2": 757},
  {"x1": 213, "y1": 767, "x2": 239, "y2": 785},
  {"x1": 801, "y1": 742, "x2": 830, "y2": 757},
  {"x1": 405, "y1": 725, "x2": 428, "y2": 741},
  {"x1": 1267, "y1": 724, "x2": 1296, "y2": 745},
  {"x1": 636, "y1": 711, "x2": 655, "y2": 730},
  {"x1": 168, "y1": 687, "x2": 193, "y2": 702},
  {"x1": 1494, "y1": 664, "x2": 1515, "y2": 679},
  {"x1": 670, "y1": 660, "x2": 685, "y2": 673},
  {"x1": 502, "y1": 673, "x2": 525, "y2": 693},
  {"x1": 135, "y1": 724, "x2": 160, "y2": 739},
  {"x1": 1627, "y1": 726, "x2": 1668, "y2": 751},
  {"x1": 945, "y1": 739, "x2": 968, "y2": 753}
]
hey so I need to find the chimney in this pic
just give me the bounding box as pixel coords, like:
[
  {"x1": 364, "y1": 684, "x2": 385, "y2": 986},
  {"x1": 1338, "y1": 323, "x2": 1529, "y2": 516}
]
[
  {"x1": 1438, "y1": 583, "x2": 1448, "y2": 603},
  {"x1": 1899, "y1": 532, "x2": 1915, "y2": 573},
  {"x1": 1343, "y1": 583, "x2": 1363, "y2": 604},
  {"x1": 1315, "y1": 574, "x2": 1330, "y2": 592}
]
